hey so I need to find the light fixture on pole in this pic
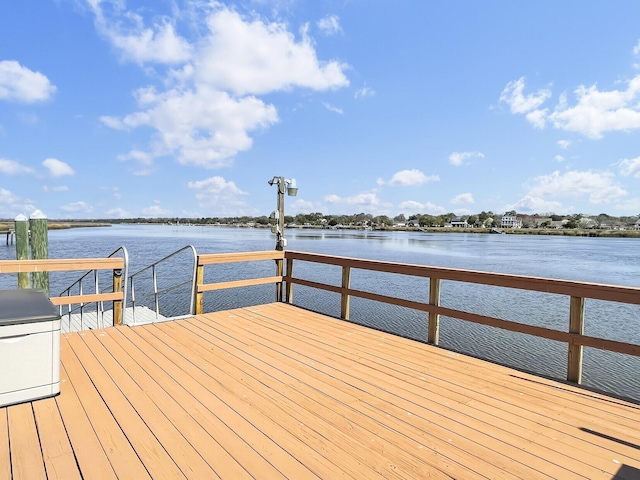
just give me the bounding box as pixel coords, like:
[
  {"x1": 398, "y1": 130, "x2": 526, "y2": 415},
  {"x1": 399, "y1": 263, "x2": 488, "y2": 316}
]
[{"x1": 268, "y1": 176, "x2": 298, "y2": 250}]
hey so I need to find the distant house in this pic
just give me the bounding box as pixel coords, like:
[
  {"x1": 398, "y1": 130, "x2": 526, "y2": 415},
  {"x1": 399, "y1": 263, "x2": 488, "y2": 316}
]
[
  {"x1": 579, "y1": 218, "x2": 597, "y2": 229},
  {"x1": 526, "y1": 215, "x2": 552, "y2": 228},
  {"x1": 450, "y1": 217, "x2": 469, "y2": 228},
  {"x1": 407, "y1": 220, "x2": 420, "y2": 228},
  {"x1": 501, "y1": 214, "x2": 522, "y2": 229},
  {"x1": 634, "y1": 219, "x2": 640, "y2": 231},
  {"x1": 549, "y1": 220, "x2": 567, "y2": 229}
]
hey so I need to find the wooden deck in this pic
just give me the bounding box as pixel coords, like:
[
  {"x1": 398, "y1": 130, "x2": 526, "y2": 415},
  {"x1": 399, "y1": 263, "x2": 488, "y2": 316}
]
[{"x1": 2, "y1": 303, "x2": 640, "y2": 479}]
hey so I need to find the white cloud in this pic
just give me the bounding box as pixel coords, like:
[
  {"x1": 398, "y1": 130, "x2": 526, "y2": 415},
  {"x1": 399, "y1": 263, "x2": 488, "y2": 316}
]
[
  {"x1": 0, "y1": 158, "x2": 35, "y2": 175},
  {"x1": 508, "y1": 195, "x2": 563, "y2": 214},
  {"x1": 354, "y1": 86, "x2": 375, "y2": 99},
  {"x1": 499, "y1": 77, "x2": 551, "y2": 115},
  {"x1": 527, "y1": 170, "x2": 627, "y2": 204},
  {"x1": 557, "y1": 139, "x2": 572, "y2": 149},
  {"x1": 106, "y1": 208, "x2": 130, "y2": 218},
  {"x1": 396, "y1": 200, "x2": 446, "y2": 215},
  {"x1": 0, "y1": 188, "x2": 35, "y2": 217},
  {"x1": 100, "y1": 115, "x2": 127, "y2": 130},
  {"x1": 634, "y1": 40, "x2": 640, "y2": 56},
  {"x1": 613, "y1": 197, "x2": 640, "y2": 213},
  {"x1": 195, "y1": 9, "x2": 349, "y2": 96},
  {"x1": 0, "y1": 60, "x2": 56, "y2": 103},
  {"x1": 547, "y1": 77, "x2": 640, "y2": 138},
  {"x1": 43, "y1": 185, "x2": 68, "y2": 192},
  {"x1": 448, "y1": 151, "x2": 484, "y2": 166},
  {"x1": 108, "y1": 86, "x2": 278, "y2": 168},
  {"x1": 554, "y1": 155, "x2": 565, "y2": 162},
  {"x1": 60, "y1": 201, "x2": 94, "y2": 213},
  {"x1": 325, "y1": 193, "x2": 379, "y2": 206},
  {"x1": 89, "y1": 3, "x2": 192, "y2": 65},
  {"x1": 451, "y1": 193, "x2": 474, "y2": 205},
  {"x1": 323, "y1": 102, "x2": 343, "y2": 114},
  {"x1": 187, "y1": 176, "x2": 246, "y2": 195},
  {"x1": 141, "y1": 204, "x2": 171, "y2": 216},
  {"x1": 289, "y1": 199, "x2": 315, "y2": 214},
  {"x1": 187, "y1": 176, "x2": 253, "y2": 216},
  {"x1": 398, "y1": 200, "x2": 424, "y2": 212},
  {"x1": 525, "y1": 109, "x2": 547, "y2": 129},
  {"x1": 379, "y1": 169, "x2": 440, "y2": 186},
  {"x1": 618, "y1": 156, "x2": 640, "y2": 178},
  {"x1": 317, "y1": 15, "x2": 342, "y2": 36},
  {"x1": 503, "y1": 76, "x2": 640, "y2": 138},
  {"x1": 43, "y1": 158, "x2": 75, "y2": 177},
  {"x1": 99, "y1": 5, "x2": 349, "y2": 169}
]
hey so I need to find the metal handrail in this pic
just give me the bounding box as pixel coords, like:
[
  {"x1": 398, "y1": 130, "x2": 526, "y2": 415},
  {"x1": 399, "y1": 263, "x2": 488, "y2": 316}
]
[
  {"x1": 126, "y1": 245, "x2": 198, "y2": 323},
  {"x1": 58, "y1": 246, "x2": 129, "y2": 330}
]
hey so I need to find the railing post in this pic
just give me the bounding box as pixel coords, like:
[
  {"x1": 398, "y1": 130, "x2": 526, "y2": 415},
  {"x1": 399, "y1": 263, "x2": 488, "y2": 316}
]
[
  {"x1": 275, "y1": 257, "x2": 284, "y2": 302},
  {"x1": 428, "y1": 277, "x2": 441, "y2": 345},
  {"x1": 195, "y1": 263, "x2": 204, "y2": 315},
  {"x1": 112, "y1": 268, "x2": 123, "y2": 326},
  {"x1": 341, "y1": 266, "x2": 351, "y2": 320},
  {"x1": 285, "y1": 257, "x2": 294, "y2": 304},
  {"x1": 14, "y1": 214, "x2": 30, "y2": 289},
  {"x1": 567, "y1": 295, "x2": 585, "y2": 383},
  {"x1": 29, "y1": 210, "x2": 49, "y2": 295}
]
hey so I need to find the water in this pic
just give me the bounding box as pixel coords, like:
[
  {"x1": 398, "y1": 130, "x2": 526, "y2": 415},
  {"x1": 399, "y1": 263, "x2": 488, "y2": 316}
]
[{"x1": 1, "y1": 224, "x2": 639, "y2": 401}]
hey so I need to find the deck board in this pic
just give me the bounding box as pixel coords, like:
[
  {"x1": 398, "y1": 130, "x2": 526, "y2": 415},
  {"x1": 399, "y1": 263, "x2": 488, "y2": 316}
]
[
  {"x1": 2, "y1": 302, "x2": 640, "y2": 479},
  {"x1": 32, "y1": 398, "x2": 81, "y2": 480},
  {"x1": 246, "y1": 304, "x2": 640, "y2": 470}
]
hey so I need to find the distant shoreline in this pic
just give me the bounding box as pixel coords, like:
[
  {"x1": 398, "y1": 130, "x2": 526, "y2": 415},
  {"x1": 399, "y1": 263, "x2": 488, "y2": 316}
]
[
  {"x1": 1, "y1": 221, "x2": 638, "y2": 238},
  {"x1": 0, "y1": 222, "x2": 111, "y2": 231},
  {"x1": 389, "y1": 226, "x2": 640, "y2": 238}
]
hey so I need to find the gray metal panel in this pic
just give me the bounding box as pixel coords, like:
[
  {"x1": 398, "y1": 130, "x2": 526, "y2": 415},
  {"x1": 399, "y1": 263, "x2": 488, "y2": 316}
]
[{"x1": 0, "y1": 289, "x2": 60, "y2": 325}]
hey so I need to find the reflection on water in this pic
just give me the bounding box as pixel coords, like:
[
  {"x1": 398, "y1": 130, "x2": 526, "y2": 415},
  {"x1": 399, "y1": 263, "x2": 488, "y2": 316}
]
[{"x1": 1, "y1": 224, "x2": 639, "y2": 400}]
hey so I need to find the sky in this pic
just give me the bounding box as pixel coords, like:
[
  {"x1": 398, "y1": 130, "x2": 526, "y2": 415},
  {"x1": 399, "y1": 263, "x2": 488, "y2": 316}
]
[{"x1": 1, "y1": 1, "x2": 640, "y2": 220}]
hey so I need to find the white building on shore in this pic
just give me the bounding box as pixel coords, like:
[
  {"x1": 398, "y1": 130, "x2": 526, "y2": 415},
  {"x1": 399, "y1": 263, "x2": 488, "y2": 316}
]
[{"x1": 500, "y1": 214, "x2": 522, "y2": 229}]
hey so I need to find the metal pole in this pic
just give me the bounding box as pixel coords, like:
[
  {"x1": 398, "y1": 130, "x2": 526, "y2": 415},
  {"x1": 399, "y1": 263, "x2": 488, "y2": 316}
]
[{"x1": 276, "y1": 177, "x2": 285, "y2": 251}]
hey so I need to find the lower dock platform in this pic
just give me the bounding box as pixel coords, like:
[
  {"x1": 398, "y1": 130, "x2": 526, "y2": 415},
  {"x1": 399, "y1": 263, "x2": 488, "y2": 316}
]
[{"x1": 2, "y1": 303, "x2": 640, "y2": 479}]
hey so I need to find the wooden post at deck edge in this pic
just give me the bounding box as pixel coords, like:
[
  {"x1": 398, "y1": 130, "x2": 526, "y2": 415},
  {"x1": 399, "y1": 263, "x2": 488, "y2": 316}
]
[
  {"x1": 341, "y1": 266, "x2": 351, "y2": 320},
  {"x1": 195, "y1": 264, "x2": 204, "y2": 314},
  {"x1": 275, "y1": 258, "x2": 284, "y2": 302},
  {"x1": 428, "y1": 278, "x2": 441, "y2": 345},
  {"x1": 112, "y1": 268, "x2": 123, "y2": 325},
  {"x1": 567, "y1": 295, "x2": 585, "y2": 384},
  {"x1": 285, "y1": 258, "x2": 294, "y2": 304}
]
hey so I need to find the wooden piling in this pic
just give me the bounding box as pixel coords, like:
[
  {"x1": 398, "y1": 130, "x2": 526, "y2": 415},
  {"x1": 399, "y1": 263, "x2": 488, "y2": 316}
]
[
  {"x1": 14, "y1": 215, "x2": 30, "y2": 289},
  {"x1": 29, "y1": 210, "x2": 49, "y2": 295}
]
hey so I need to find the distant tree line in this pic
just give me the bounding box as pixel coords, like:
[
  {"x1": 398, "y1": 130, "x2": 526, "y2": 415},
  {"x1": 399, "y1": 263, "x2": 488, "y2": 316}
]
[{"x1": 31, "y1": 211, "x2": 639, "y2": 230}]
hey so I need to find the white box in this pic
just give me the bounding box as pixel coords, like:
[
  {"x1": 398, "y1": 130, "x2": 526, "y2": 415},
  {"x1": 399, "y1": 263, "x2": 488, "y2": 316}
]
[{"x1": 0, "y1": 289, "x2": 61, "y2": 407}]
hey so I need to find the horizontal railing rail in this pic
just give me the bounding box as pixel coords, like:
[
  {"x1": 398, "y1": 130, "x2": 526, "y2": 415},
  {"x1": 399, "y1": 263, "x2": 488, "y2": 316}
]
[
  {"x1": 281, "y1": 250, "x2": 640, "y2": 385},
  {"x1": 56, "y1": 247, "x2": 128, "y2": 330},
  {"x1": 0, "y1": 255, "x2": 127, "y2": 330},
  {"x1": 195, "y1": 250, "x2": 285, "y2": 314}
]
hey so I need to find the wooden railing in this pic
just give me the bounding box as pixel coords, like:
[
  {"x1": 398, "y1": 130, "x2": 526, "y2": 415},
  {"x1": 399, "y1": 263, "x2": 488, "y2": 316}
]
[
  {"x1": 281, "y1": 251, "x2": 640, "y2": 385},
  {"x1": 0, "y1": 258, "x2": 126, "y2": 324},
  {"x1": 194, "y1": 250, "x2": 285, "y2": 314}
]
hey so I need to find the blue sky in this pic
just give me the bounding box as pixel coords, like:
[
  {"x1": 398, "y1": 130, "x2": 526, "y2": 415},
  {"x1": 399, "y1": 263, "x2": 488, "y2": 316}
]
[{"x1": 1, "y1": 1, "x2": 640, "y2": 220}]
